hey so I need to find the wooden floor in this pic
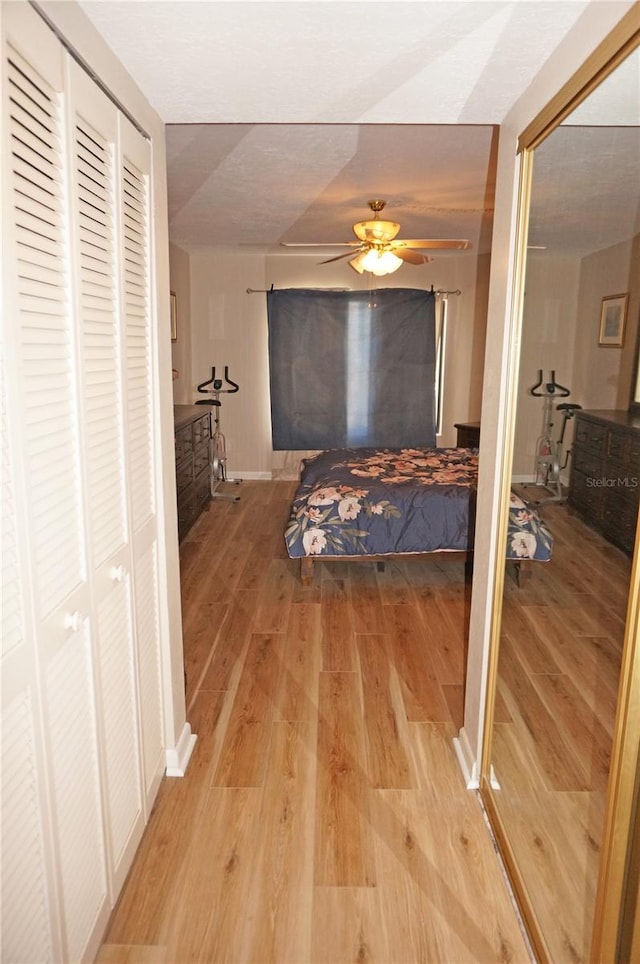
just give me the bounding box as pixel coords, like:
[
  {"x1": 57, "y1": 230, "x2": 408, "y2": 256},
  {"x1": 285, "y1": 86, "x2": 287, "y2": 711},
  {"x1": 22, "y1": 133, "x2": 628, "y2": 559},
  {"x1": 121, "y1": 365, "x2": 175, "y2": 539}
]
[
  {"x1": 98, "y1": 480, "x2": 531, "y2": 963},
  {"x1": 492, "y1": 490, "x2": 630, "y2": 963}
]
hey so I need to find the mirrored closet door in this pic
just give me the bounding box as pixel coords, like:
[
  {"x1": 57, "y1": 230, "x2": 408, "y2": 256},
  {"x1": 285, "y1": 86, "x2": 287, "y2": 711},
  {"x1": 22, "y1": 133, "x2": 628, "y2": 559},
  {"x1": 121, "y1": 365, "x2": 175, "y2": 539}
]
[{"x1": 480, "y1": 19, "x2": 640, "y2": 964}]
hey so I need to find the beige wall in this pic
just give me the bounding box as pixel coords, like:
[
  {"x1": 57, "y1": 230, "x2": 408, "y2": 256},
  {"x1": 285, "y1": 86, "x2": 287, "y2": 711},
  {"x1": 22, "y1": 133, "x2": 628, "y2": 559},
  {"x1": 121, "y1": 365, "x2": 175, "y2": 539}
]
[
  {"x1": 573, "y1": 235, "x2": 639, "y2": 410},
  {"x1": 185, "y1": 249, "x2": 489, "y2": 475},
  {"x1": 169, "y1": 241, "x2": 192, "y2": 404},
  {"x1": 512, "y1": 254, "x2": 581, "y2": 478},
  {"x1": 511, "y1": 236, "x2": 639, "y2": 481}
]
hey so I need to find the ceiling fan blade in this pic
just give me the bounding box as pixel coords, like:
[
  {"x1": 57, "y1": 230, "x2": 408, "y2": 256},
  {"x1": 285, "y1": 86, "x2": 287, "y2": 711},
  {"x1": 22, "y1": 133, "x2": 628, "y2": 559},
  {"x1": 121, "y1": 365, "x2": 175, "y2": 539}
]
[
  {"x1": 396, "y1": 239, "x2": 471, "y2": 250},
  {"x1": 319, "y1": 250, "x2": 358, "y2": 264},
  {"x1": 393, "y1": 248, "x2": 431, "y2": 265},
  {"x1": 280, "y1": 241, "x2": 360, "y2": 248}
]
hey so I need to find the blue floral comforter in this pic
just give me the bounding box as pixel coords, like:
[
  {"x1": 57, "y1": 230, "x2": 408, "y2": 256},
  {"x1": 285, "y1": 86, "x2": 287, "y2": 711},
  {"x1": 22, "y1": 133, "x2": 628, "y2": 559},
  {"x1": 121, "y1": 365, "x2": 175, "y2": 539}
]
[{"x1": 284, "y1": 447, "x2": 552, "y2": 562}]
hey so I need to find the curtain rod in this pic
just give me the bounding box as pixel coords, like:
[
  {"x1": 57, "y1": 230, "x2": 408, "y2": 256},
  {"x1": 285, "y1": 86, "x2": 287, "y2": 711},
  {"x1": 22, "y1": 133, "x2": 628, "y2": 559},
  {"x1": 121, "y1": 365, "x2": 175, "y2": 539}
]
[{"x1": 246, "y1": 287, "x2": 462, "y2": 296}]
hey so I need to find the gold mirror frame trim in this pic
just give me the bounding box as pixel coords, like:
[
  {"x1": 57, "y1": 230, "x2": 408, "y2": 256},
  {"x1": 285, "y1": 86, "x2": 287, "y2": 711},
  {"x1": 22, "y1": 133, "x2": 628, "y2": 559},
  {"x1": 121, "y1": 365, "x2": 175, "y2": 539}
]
[
  {"x1": 480, "y1": 7, "x2": 640, "y2": 960},
  {"x1": 518, "y1": 4, "x2": 640, "y2": 152},
  {"x1": 592, "y1": 520, "x2": 640, "y2": 961}
]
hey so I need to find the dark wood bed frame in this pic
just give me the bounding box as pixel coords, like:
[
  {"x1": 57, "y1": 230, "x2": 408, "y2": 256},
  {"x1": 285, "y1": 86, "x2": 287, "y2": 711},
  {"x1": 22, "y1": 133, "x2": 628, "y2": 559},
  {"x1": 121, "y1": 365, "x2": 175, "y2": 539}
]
[{"x1": 298, "y1": 553, "x2": 533, "y2": 587}]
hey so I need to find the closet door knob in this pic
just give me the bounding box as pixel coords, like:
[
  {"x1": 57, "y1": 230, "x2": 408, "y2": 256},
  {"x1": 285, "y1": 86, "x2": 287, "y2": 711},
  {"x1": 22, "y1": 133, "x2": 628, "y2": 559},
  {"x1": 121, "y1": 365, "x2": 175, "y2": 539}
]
[
  {"x1": 110, "y1": 565, "x2": 126, "y2": 582},
  {"x1": 64, "y1": 611, "x2": 82, "y2": 632}
]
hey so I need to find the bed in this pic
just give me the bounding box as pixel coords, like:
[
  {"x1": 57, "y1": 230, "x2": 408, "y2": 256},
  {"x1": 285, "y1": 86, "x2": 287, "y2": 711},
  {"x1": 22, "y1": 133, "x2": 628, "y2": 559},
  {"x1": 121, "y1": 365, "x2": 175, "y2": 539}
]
[{"x1": 284, "y1": 446, "x2": 553, "y2": 586}]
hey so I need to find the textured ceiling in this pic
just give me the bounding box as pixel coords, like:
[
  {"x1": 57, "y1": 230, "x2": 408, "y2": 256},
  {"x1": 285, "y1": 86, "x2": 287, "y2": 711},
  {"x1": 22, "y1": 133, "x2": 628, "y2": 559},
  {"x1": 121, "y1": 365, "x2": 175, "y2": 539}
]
[{"x1": 78, "y1": 1, "x2": 638, "y2": 258}]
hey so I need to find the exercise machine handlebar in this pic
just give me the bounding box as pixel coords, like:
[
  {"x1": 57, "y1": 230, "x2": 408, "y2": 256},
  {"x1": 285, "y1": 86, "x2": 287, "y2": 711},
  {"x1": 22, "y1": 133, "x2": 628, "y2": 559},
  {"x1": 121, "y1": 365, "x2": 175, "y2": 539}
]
[
  {"x1": 197, "y1": 366, "x2": 239, "y2": 395},
  {"x1": 529, "y1": 369, "x2": 570, "y2": 398}
]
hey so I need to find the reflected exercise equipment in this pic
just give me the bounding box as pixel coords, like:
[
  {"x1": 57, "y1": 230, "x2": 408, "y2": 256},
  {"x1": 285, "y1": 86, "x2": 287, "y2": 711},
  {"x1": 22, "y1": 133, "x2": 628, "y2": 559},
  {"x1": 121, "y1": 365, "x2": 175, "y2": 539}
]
[{"x1": 528, "y1": 369, "x2": 581, "y2": 503}]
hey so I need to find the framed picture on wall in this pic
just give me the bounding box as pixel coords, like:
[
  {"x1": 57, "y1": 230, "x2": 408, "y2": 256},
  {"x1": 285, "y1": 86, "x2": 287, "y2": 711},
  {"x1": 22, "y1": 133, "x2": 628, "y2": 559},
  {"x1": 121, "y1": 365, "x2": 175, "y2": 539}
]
[{"x1": 598, "y1": 292, "x2": 628, "y2": 347}]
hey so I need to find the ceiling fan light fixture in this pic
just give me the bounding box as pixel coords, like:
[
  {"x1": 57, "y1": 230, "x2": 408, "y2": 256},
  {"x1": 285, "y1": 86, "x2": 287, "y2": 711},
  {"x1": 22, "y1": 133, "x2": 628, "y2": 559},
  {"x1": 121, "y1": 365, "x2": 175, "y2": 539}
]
[
  {"x1": 370, "y1": 250, "x2": 403, "y2": 275},
  {"x1": 349, "y1": 247, "x2": 403, "y2": 276}
]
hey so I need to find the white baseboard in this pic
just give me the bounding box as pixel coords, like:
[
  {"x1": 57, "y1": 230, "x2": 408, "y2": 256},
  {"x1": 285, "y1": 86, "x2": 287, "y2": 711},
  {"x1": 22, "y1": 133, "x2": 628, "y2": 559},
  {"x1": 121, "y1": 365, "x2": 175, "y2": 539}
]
[
  {"x1": 165, "y1": 722, "x2": 197, "y2": 777},
  {"x1": 230, "y1": 470, "x2": 272, "y2": 480},
  {"x1": 453, "y1": 726, "x2": 479, "y2": 789}
]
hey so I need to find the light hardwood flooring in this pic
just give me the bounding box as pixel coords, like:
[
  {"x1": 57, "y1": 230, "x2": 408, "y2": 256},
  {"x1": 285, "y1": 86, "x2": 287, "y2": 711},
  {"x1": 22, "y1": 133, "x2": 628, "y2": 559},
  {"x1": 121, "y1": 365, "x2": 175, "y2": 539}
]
[
  {"x1": 492, "y1": 490, "x2": 631, "y2": 963},
  {"x1": 98, "y1": 480, "x2": 531, "y2": 963}
]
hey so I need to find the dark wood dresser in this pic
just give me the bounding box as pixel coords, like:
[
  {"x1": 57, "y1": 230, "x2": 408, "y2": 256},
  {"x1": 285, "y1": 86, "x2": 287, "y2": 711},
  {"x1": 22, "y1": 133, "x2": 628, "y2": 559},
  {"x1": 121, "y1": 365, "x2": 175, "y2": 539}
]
[
  {"x1": 174, "y1": 405, "x2": 211, "y2": 541},
  {"x1": 568, "y1": 409, "x2": 640, "y2": 555},
  {"x1": 454, "y1": 421, "x2": 481, "y2": 448}
]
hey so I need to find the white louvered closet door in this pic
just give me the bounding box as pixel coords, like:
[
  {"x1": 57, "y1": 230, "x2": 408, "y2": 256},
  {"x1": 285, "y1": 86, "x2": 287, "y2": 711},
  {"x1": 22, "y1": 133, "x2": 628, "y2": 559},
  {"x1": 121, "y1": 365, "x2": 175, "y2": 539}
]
[
  {"x1": 1, "y1": 360, "x2": 61, "y2": 963},
  {"x1": 2, "y1": 11, "x2": 109, "y2": 963},
  {"x1": 119, "y1": 117, "x2": 165, "y2": 801},
  {"x1": 67, "y1": 59, "x2": 145, "y2": 898},
  {"x1": 2, "y1": 4, "x2": 167, "y2": 961}
]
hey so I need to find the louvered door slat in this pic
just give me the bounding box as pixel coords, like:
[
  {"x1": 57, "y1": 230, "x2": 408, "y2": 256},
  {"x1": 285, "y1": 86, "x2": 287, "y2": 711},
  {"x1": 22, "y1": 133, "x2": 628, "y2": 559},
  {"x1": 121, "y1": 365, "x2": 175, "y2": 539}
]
[
  {"x1": 1, "y1": 693, "x2": 54, "y2": 964},
  {"x1": 96, "y1": 576, "x2": 141, "y2": 867},
  {"x1": 122, "y1": 153, "x2": 154, "y2": 530},
  {"x1": 45, "y1": 620, "x2": 107, "y2": 963},
  {"x1": 8, "y1": 50, "x2": 85, "y2": 617},
  {"x1": 74, "y1": 111, "x2": 127, "y2": 566}
]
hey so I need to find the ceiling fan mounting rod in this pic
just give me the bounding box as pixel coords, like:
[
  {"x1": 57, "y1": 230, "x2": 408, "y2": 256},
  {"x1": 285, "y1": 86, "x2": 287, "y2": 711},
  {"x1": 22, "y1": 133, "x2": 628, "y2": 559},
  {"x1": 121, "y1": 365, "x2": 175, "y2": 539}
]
[{"x1": 368, "y1": 199, "x2": 386, "y2": 216}]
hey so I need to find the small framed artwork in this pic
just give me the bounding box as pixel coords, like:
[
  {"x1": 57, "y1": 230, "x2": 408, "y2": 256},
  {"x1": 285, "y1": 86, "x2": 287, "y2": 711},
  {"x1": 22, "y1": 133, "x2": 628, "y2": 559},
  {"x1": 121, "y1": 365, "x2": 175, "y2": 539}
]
[
  {"x1": 598, "y1": 292, "x2": 628, "y2": 347},
  {"x1": 170, "y1": 291, "x2": 178, "y2": 341}
]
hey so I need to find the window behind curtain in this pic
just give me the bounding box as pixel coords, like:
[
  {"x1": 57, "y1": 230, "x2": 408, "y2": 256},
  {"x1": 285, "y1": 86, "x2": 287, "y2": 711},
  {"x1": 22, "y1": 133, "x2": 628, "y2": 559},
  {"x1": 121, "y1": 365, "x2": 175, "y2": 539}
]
[{"x1": 267, "y1": 288, "x2": 436, "y2": 450}]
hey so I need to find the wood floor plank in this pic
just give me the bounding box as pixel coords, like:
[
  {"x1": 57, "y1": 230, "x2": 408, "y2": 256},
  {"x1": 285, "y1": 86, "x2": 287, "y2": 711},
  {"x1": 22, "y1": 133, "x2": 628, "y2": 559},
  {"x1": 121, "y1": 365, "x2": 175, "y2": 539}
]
[
  {"x1": 104, "y1": 689, "x2": 229, "y2": 945},
  {"x1": 357, "y1": 634, "x2": 416, "y2": 789},
  {"x1": 311, "y1": 887, "x2": 389, "y2": 964},
  {"x1": 348, "y1": 563, "x2": 385, "y2": 634},
  {"x1": 417, "y1": 593, "x2": 467, "y2": 686},
  {"x1": 315, "y1": 671, "x2": 376, "y2": 887},
  {"x1": 384, "y1": 605, "x2": 452, "y2": 722},
  {"x1": 163, "y1": 788, "x2": 262, "y2": 963},
  {"x1": 254, "y1": 558, "x2": 297, "y2": 633},
  {"x1": 518, "y1": 607, "x2": 621, "y2": 727},
  {"x1": 276, "y1": 603, "x2": 321, "y2": 722},
  {"x1": 498, "y1": 633, "x2": 589, "y2": 791},
  {"x1": 237, "y1": 721, "x2": 316, "y2": 963},
  {"x1": 369, "y1": 787, "x2": 531, "y2": 963},
  {"x1": 320, "y1": 573, "x2": 357, "y2": 671},
  {"x1": 199, "y1": 589, "x2": 257, "y2": 691},
  {"x1": 182, "y1": 602, "x2": 228, "y2": 707},
  {"x1": 533, "y1": 671, "x2": 612, "y2": 791},
  {"x1": 213, "y1": 632, "x2": 284, "y2": 787},
  {"x1": 96, "y1": 945, "x2": 167, "y2": 963},
  {"x1": 500, "y1": 600, "x2": 561, "y2": 674}
]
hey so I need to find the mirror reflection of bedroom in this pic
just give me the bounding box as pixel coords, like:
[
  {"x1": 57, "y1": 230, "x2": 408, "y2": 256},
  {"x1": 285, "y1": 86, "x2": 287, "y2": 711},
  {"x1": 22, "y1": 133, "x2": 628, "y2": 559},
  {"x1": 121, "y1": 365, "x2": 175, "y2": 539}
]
[{"x1": 485, "y1": 46, "x2": 640, "y2": 963}]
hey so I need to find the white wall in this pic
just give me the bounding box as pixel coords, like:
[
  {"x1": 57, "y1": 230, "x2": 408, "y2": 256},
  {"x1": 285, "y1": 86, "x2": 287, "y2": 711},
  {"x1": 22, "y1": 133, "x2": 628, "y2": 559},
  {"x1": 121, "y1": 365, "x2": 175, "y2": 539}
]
[{"x1": 186, "y1": 249, "x2": 488, "y2": 475}]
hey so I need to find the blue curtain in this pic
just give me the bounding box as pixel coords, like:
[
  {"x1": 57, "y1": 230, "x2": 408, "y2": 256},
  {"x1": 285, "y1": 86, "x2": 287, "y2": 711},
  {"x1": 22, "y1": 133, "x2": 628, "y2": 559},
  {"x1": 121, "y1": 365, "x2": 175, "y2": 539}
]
[{"x1": 267, "y1": 287, "x2": 436, "y2": 450}]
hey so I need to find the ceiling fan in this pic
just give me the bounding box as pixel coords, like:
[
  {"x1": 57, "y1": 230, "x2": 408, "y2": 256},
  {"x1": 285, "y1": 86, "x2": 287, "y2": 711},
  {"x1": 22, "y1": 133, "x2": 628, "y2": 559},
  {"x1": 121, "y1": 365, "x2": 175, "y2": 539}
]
[{"x1": 280, "y1": 199, "x2": 471, "y2": 275}]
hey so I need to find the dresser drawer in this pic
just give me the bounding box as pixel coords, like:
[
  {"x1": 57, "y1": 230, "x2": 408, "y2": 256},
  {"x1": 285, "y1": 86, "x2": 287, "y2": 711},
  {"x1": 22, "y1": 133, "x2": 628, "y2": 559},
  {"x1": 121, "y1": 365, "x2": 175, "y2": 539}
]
[
  {"x1": 175, "y1": 423, "x2": 193, "y2": 462},
  {"x1": 193, "y1": 446, "x2": 210, "y2": 477},
  {"x1": 572, "y1": 445, "x2": 603, "y2": 479},
  {"x1": 193, "y1": 412, "x2": 211, "y2": 447},
  {"x1": 607, "y1": 429, "x2": 630, "y2": 465},
  {"x1": 603, "y1": 499, "x2": 639, "y2": 554},
  {"x1": 569, "y1": 468, "x2": 601, "y2": 516},
  {"x1": 176, "y1": 456, "x2": 194, "y2": 494},
  {"x1": 574, "y1": 417, "x2": 607, "y2": 454}
]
